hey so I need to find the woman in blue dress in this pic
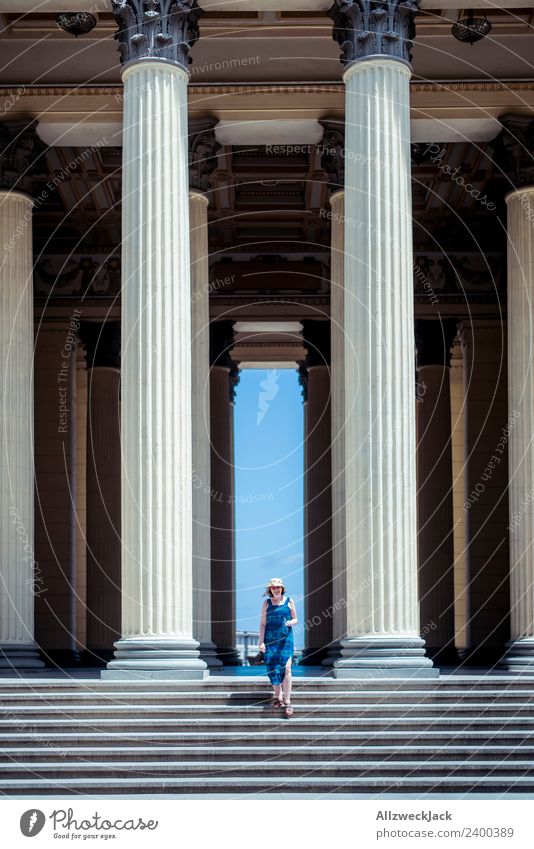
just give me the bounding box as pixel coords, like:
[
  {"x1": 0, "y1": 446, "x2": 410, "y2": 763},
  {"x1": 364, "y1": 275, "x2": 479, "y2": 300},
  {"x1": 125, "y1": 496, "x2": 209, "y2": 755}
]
[{"x1": 259, "y1": 577, "x2": 298, "y2": 717}]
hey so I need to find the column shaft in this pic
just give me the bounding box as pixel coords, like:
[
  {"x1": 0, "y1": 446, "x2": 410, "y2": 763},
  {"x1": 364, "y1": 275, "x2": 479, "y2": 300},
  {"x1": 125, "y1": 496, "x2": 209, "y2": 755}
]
[
  {"x1": 34, "y1": 321, "x2": 79, "y2": 664},
  {"x1": 302, "y1": 363, "x2": 333, "y2": 663},
  {"x1": 416, "y1": 360, "x2": 457, "y2": 662},
  {"x1": 103, "y1": 60, "x2": 206, "y2": 678},
  {"x1": 210, "y1": 364, "x2": 239, "y2": 664},
  {"x1": 504, "y1": 187, "x2": 534, "y2": 669},
  {"x1": 86, "y1": 366, "x2": 121, "y2": 658},
  {"x1": 324, "y1": 190, "x2": 346, "y2": 666},
  {"x1": 0, "y1": 191, "x2": 43, "y2": 667},
  {"x1": 458, "y1": 320, "x2": 510, "y2": 664},
  {"x1": 450, "y1": 341, "x2": 468, "y2": 652},
  {"x1": 190, "y1": 190, "x2": 221, "y2": 667},
  {"x1": 334, "y1": 57, "x2": 434, "y2": 676}
]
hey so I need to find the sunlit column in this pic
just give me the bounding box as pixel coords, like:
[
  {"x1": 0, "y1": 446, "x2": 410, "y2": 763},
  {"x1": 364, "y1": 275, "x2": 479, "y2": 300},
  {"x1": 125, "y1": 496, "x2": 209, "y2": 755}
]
[
  {"x1": 105, "y1": 0, "x2": 207, "y2": 678},
  {"x1": 503, "y1": 155, "x2": 534, "y2": 669},
  {"x1": 0, "y1": 121, "x2": 44, "y2": 668},
  {"x1": 328, "y1": 0, "x2": 435, "y2": 676},
  {"x1": 190, "y1": 118, "x2": 223, "y2": 667}
]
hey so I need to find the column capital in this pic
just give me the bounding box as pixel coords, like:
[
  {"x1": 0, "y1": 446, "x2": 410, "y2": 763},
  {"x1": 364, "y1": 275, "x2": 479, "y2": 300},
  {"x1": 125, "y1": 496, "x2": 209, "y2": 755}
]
[
  {"x1": 79, "y1": 321, "x2": 121, "y2": 370},
  {"x1": 328, "y1": 0, "x2": 419, "y2": 68},
  {"x1": 189, "y1": 118, "x2": 221, "y2": 194},
  {"x1": 415, "y1": 318, "x2": 457, "y2": 368},
  {"x1": 493, "y1": 114, "x2": 534, "y2": 191},
  {"x1": 111, "y1": 0, "x2": 203, "y2": 72},
  {"x1": 0, "y1": 120, "x2": 47, "y2": 196},
  {"x1": 319, "y1": 119, "x2": 345, "y2": 192}
]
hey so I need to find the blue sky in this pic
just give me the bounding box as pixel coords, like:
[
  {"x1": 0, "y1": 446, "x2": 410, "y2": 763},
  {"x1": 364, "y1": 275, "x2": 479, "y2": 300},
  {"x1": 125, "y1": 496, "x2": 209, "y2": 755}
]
[{"x1": 233, "y1": 368, "x2": 304, "y2": 648}]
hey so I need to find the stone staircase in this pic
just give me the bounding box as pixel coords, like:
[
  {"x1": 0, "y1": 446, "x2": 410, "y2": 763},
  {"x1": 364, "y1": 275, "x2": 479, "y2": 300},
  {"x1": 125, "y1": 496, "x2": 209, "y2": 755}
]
[{"x1": 1, "y1": 676, "x2": 534, "y2": 794}]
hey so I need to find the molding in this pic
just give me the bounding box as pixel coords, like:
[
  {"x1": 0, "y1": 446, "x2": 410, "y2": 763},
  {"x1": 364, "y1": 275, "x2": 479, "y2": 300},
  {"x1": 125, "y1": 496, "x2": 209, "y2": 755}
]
[{"x1": 2, "y1": 82, "x2": 534, "y2": 98}]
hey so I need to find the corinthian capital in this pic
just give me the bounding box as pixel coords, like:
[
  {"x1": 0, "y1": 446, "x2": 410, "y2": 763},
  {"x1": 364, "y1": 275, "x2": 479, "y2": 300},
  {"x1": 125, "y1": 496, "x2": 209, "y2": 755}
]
[
  {"x1": 329, "y1": 0, "x2": 419, "y2": 67},
  {"x1": 111, "y1": 0, "x2": 203, "y2": 71},
  {"x1": 492, "y1": 115, "x2": 534, "y2": 190},
  {"x1": 0, "y1": 120, "x2": 47, "y2": 196},
  {"x1": 189, "y1": 118, "x2": 221, "y2": 193}
]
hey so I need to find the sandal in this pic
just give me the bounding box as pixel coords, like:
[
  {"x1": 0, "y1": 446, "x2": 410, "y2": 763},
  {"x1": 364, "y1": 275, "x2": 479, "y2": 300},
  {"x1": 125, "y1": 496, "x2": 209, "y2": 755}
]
[
  {"x1": 270, "y1": 697, "x2": 283, "y2": 709},
  {"x1": 283, "y1": 702, "x2": 294, "y2": 717}
]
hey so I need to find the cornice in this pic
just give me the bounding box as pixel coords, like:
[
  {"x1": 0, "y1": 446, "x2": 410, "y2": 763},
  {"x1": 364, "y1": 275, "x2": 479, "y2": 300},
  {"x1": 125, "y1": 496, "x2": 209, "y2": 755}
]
[{"x1": 2, "y1": 81, "x2": 534, "y2": 97}]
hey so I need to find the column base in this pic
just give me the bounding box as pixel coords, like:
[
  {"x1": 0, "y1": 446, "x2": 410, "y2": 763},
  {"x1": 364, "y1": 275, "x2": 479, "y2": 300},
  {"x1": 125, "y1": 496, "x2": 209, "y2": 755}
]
[
  {"x1": 331, "y1": 636, "x2": 438, "y2": 678},
  {"x1": 299, "y1": 646, "x2": 330, "y2": 665},
  {"x1": 216, "y1": 646, "x2": 242, "y2": 666},
  {"x1": 198, "y1": 641, "x2": 223, "y2": 668},
  {"x1": 0, "y1": 643, "x2": 45, "y2": 669},
  {"x1": 101, "y1": 638, "x2": 208, "y2": 680},
  {"x1": 424, "y1": 646, "x2": 461, "y2": 667},
  {"x1": 501, "y1": 638, "x2": 534, "y2": 673},
  {"x1": 321, "y1": 641, "x2": 343, "y2": 667}
]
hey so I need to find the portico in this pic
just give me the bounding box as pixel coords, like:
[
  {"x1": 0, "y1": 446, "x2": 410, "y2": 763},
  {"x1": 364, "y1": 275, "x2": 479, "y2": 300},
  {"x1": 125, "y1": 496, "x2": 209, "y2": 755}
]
[{"x1": 0, "y1": 0, "x2": 533, "y2": 679}]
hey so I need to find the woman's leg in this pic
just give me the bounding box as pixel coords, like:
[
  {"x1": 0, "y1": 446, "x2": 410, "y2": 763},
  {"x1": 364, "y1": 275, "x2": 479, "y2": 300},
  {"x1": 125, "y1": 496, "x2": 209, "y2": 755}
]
[
  {"x1": 282, "y1": 657, "x2": 292, "y2": 705},
  {"x1": 273, "y1": 682, "x2": 282, "y2": 702}
]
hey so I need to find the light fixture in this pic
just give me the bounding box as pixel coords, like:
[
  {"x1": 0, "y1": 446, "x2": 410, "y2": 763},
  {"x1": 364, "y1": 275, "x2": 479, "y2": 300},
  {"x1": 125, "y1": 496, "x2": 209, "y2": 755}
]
[
  {"x1": 56, "y1": 12, "x2": 97, "y2": 37},
  {"x1": 451, "y1": 9, "x2": 492, "y2": 44}
]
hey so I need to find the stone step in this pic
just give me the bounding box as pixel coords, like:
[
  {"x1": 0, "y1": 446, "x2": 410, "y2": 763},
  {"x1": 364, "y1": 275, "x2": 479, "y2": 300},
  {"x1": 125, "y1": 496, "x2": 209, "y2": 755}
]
[
  {"x1": 1, "y1": 676, "x2": 533, "y2": 692},
  {"x1": 0, "y1": 717, "x2": 532, "y2": 734},
  {"x1": 4, "y1": 759, "x2": 534, "y2": 780},
  {"x1": 3, "y1": 744, "x2": 534, "y2": 763},
  {"x1": 2, "y1": 775, "x2": 533, "y2": 794},
  {"x1": 1, "y1": 729, "x2": 531, "y2": 747},
  {"x1": 1, "y1": 701, "x2": 532, "y2": 719},
  {"x1": 2, "y1": 690, "x2": 534, "y2": 706}
]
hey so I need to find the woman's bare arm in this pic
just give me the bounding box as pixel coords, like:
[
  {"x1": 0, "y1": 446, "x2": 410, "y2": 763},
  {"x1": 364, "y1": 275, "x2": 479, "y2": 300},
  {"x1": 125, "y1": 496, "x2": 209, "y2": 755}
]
[
  {"x1": 286, "y1": 599, "x2": 298, "y2": 627},
  {"x1": 259, "y1": 599, "x2": 267, "y2": 650}
]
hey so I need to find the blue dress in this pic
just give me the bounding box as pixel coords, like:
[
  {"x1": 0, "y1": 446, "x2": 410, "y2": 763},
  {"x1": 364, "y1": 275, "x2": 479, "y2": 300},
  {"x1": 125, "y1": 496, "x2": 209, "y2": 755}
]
[{"x1": 264, "y1": 595, "x2": 294, "y2": 685}]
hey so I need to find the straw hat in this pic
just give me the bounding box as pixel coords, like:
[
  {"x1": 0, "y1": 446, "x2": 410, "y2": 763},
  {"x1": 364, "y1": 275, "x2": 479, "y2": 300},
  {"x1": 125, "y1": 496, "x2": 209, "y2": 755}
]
[{"x1": 265, "y1": 577, "x2": 285, "y2": 595}]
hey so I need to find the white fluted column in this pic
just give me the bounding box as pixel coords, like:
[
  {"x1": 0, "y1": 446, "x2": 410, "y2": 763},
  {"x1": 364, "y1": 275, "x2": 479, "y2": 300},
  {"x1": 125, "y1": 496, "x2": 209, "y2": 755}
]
[
  {"x1": 415, "y1": 319, "x2": 458, "y2": 664},
  {"x1": 324, "y1": 189, "x2": 347, "y2": 666},
  {"x1": 190, "y1": 190, "x2": 221, "y2": 668},
  {"x1": 329, "y1": 0, "x2": 434, "y2": 675},
  {"x1": 103, "y1": 41, "x2": 206, "y2": 675},
  {"x1": 504, "y1": 186, "x2": 534, "y2": 670},
  {"x1": 81, "y1": 321, "x2": 122, "y2": 661},
  {"x1": 0, "y1": 191, "x2": 44, "y2": 668}
]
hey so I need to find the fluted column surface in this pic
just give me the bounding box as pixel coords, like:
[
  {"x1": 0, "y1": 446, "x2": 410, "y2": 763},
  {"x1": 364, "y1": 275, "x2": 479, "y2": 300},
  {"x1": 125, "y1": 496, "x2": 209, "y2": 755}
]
[
  {"x1": 0, "y1": 191, "x2": 43, "y2": 667},
  {"x1": 105, "y1": 61, "x2": 206, "y2": 677},
  {"x1": 329, "y1": 190, "x2": 347, "y2": 648},
  {"x1": 505, "y1": 187, "x2": 534, "y2": 668},
  {"x1": 335, "y1": 58, "x2": 433, "y2": 674},
  {"x1": 190, "y1": 190, "x2": 221, "y2": 666}
]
